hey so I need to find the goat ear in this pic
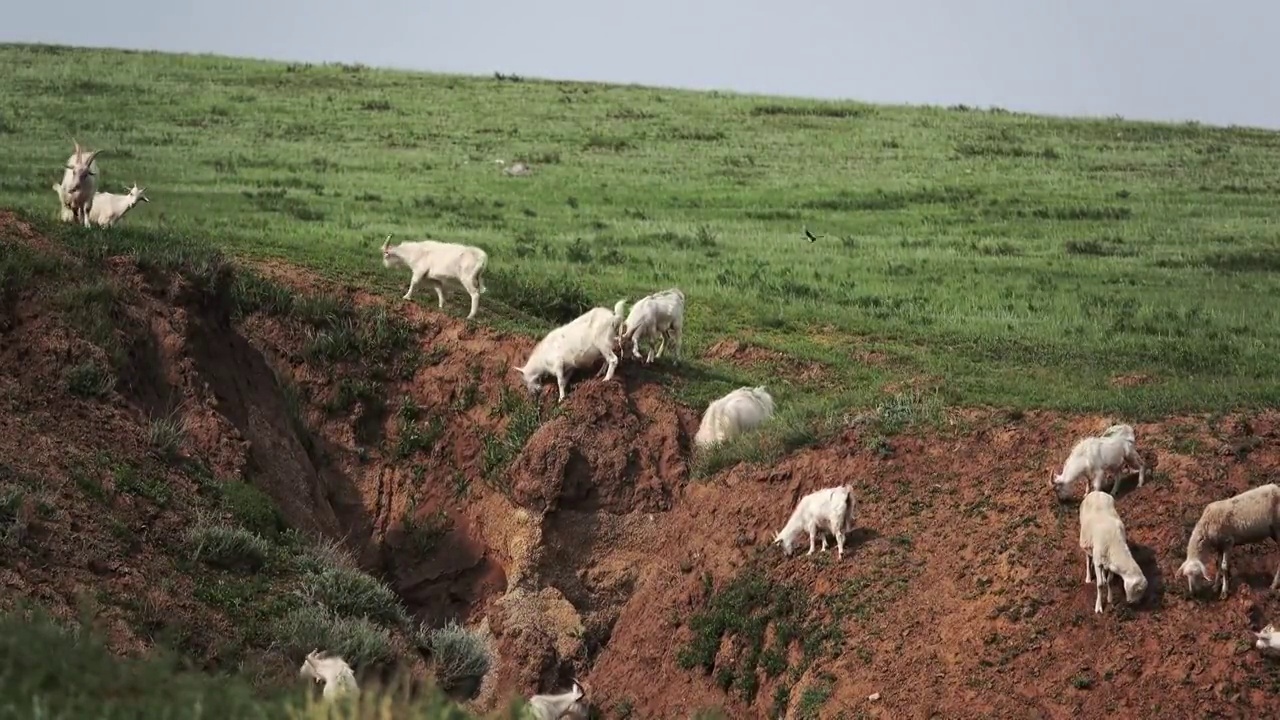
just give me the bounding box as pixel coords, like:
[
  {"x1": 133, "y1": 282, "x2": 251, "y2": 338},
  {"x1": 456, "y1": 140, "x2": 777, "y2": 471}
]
[{"x1": 382, "y1": 234, "x2": 393, "y2": 250}]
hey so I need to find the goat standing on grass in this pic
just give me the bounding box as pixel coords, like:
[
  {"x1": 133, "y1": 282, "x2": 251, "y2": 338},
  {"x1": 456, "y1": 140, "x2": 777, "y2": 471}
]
[
  {"x1": 694, "y1": 385, "x2": 775, "y2": 448},
  {"x1": 298, "y1": 649, "x2": 360, "y2": 700},
  {"x1": 514, "y1": 301, "x2": 627, "y2": 402},
  {"x1": 617, "y1": 287, "x2": 685, "y2": 364},
  {"x1": 88, "y1": 184, "x2": 149, "y2": 227},
  {"x1": 524, "y1": 678, "x2": 587, "y2": 719},
  {"x1": 380, "y1": 234, "x2": 488, "y2": 319},
  {"x1": 54, "y1": 140, "x2": 101, "y2": 226}
]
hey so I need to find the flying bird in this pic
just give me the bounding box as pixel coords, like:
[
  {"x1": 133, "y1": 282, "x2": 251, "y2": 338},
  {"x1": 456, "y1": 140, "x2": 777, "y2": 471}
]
[{"x1": 802, "y1": 225, "x2": 826, "y2": 242}]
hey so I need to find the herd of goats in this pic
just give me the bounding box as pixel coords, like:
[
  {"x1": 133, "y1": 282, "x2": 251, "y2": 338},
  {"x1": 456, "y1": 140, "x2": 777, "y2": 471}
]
[{"x1": 49, "y1": 138, "x2": 1280, "y2": 714}]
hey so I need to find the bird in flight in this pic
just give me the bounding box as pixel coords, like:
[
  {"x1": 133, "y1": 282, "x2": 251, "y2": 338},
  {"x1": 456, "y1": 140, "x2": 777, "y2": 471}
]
[{"x1": 803, "y1": 225, "x2": 826, "y2": 242}]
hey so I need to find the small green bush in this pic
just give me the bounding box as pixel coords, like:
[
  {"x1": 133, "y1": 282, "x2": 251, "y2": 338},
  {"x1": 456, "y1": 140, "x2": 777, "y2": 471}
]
[
  {"x1": 271, "y1": 605, "x2": 395, "y2": 667},
  {"x1": 303, "y1": 566, "x2": 409, "y2": 628},
  {"x1": 188, "y1": 525, "x2": 272, "y2": 571},
  {"x1": 419, "y1": 620, "x2": 491, "y2": 696}
]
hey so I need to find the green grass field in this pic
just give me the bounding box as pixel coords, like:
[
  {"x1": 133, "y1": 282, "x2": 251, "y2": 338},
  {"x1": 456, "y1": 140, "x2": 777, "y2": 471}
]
[{"x1": 5, "y1": 42, "x2": 1280, "y2": 422}]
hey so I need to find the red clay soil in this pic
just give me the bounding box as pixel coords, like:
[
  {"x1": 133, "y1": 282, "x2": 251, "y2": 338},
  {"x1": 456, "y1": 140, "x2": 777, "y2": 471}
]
[{"x1": 3, "y1": 210, "x2": 1280, "y2": 719}]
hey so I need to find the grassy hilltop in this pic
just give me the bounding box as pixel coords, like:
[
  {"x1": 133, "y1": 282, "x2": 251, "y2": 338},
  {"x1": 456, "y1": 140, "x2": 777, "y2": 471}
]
[{"x1": 5, "y1": 44, "x2": 1280, "y2": 421}]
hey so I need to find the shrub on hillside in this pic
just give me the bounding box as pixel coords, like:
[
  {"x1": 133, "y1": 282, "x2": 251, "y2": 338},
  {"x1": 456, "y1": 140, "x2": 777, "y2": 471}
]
[
  {"x1": 418, "y1": 620, "x2": 491, "y2": 696},
  {"x1": 302, "y1": 566, "x2": 410, "y2": 628}
]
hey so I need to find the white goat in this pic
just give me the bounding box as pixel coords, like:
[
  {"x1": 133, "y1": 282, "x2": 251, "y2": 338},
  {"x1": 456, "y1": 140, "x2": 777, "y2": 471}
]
[
  {"x1": 55, "y1": 140, "x2": 101, "y2": 226},
  {"x1": 87, "y1": 184, "x2": 149, "y2": 227},
  {"x1": 694, "y1": 385, "x2": 775, "y2": 448},
  {"x1": 298, "y1": 649, "x2": 360, "y2": 700},
  {"x1": 380, "y1": 234, "x2": 488, "y2": 319},
  {"x1": 1078, "y1": 490, "x2": 1148, "y2": 613},
  {"x1": 1254, "y1": 624, "x2": 1280, "y2": 656},
  {"x1": 773, "y1": 484, "x2": 857, "y2": 560},
  {"x1": 617, "y1": 287, "x2": 685, "y2": 364},
  {"x1": 1051, "y1": 423, "x2": 1146, "y2": 500},
  {"x1": 513, "y1": 301, "x2": 627, "y2": 402},
  {"x1": 1178, "y1": 483, "x2": 1280, "y2": 600},
  {"x1": 523, "y1": 679, "x2": 587, "y2": 719}
]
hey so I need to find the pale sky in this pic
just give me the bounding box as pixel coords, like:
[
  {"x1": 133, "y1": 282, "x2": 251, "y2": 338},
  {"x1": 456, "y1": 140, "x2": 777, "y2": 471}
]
[{"x1": 4, "y1": 0, "x2": 1278, "y2": 129}]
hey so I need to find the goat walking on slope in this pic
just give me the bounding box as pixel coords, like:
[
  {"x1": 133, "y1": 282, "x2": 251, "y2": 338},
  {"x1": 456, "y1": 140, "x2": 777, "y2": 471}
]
[
  {"x1": 298, "y1": 649, "x2": 360, "y2": 700},
  {"x1": 380, "y1": 234, "x2": 488, "y2": 319},
  {"x1": 514, "y1": 300, "x2": 628, "y2": 402},
  {"x1": 773, "y1": 484, "x2": 857, "y2": 560},
  {"x1": 523, "y1": 678, "x2": 588, "y2": 719},
  {"x1": 618, "y1": 287, "x2": 685, "y2": 364}
]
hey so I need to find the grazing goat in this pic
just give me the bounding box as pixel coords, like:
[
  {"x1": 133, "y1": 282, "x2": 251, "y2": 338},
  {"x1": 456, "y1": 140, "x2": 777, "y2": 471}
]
[
  {"x1": 773, "y1": 484, "x2": 857, "y2": 559},
  {"x1": 523, "y1": 679, "x2": 587, "y2": 719},
  {"x1": 618, "y1": 287, "x2": 685, "y2": 364},
  {"x1": 56, "y1": 140, "x2": 101, "y2": 226},
  {"x1": 1178, "y1": 483, "x2": 1280, "y2": 600},
  {"x1": 380, "y1": 234, "x2": 488, "y2": 319},
  {"x1": 1078, "y1": 490, "x2": 1147, "y2": 613},
  {"x1": 514, "y1": 301, "x2": 627, "y2": 402},
  {"x1": 1254, "y1": 624, "x2": 1280, "y2": 656},
  {"x1": 87, "y1": 184, "x2": 149, "y2": 227},
  {"x1": 694, "y1": 385, "x2": 775, "y2": 448},
  {"x1": 1051, "y1": 423, "x2": 1145, "y2": 500},
  {"x1": 298, "y1": 649, "x2": 360, "y2": 700}
]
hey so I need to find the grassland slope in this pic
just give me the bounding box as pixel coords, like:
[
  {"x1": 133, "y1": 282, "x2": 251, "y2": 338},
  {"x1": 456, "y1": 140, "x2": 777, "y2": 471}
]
[{"x1": 4, "y1": 42, "x2": 1280, "y2": 430}]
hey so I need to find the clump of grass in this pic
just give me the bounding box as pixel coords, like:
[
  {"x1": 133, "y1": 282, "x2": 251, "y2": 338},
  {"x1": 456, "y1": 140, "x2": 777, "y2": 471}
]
[
  {"x1": 481, "y1": 392, "x2": 546, "y2": 483},
  {"x1": 302, "y1": 566, "x2": 410, "y2": 628},
  {"x1": 677, "y1": 567, "x2": 832, "y2": 702},
  {"x1": 395, "y1": 398, "x2": 447, "y2": 459},
  {"x1": 418, "y1": 620, "x2": 492, "y2": 697},
  {"x1": 796, "y1": 673, "x2": 835, "y2": 720},
  {"x1": 486, "y1": 269, "x2": 592, "y2": 326},
  {"x1": 215, "y1": 479, "x2": 287, "y2": 538},
  {"x1": 64, "y1": 362, "x2": 115, "y2": 398},
  {"x1": 326, "y1": 377, "x2": 384, "y2": 415},
  {"x1": 271, "y1": 605, "x2": 395, "y2": 667},
  {"x1": 56, "y1": 280, "x2": 130, "y2": 366},
  {"x1": 147, "y1": 413, "x2": 187, "y2": 463},
  {"x1": 303, "y1": 306, "x2": 413, "y2": 366},
  {"x1": 112, "y1": 464, "x2": 171, "y2": 506},
  {"x1": 292, "y1": 535, "x2": 361, "y2": 575},
  {"x1": 188, "y1": 524, "x2": 272, "y2": 571}
]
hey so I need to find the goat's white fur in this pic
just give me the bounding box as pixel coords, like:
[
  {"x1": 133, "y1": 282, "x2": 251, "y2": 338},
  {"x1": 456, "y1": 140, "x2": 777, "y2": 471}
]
[
  {"x1": 56, "y1": 140, "x2": 101, "y2": 226},
  {"x1": 1254, "y1": 623, "x2": 1280, "y2": 656},
  {"x1": 617, "y1": 287, "x2": 685, "y2": 364},
  {"x1": 1178, "y1": 483, "x2": 1280, "y2": 600},
  {"x1": 694, "y1": 385, "x2": 775, "y2": 447},
  {"x1": 87, "y1": 184, "x2": 149, "y2": 227},
  {"x1": 1077, "y1": 490, "x2": 1147, "y2": 613},
  {"x1": 380, "y1": 234, "x2": 488, "y2": 319},
  {"x1": 524, "y1": 678, "x2": 587, "y2": 719},
  {"x1": 773, "y1": 484, "x2": 857, "y2": 559},
  {"x1": 298, "y1": 649, "x2": 360, "y2": 700},
  {"x1": 1051, "y1": 423, "x2": 1145, "y2": 500},
  {"x1": 513, "y1": 301, "x2": 627, "y2": 402}
]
